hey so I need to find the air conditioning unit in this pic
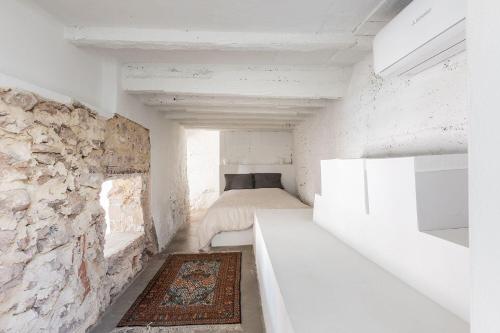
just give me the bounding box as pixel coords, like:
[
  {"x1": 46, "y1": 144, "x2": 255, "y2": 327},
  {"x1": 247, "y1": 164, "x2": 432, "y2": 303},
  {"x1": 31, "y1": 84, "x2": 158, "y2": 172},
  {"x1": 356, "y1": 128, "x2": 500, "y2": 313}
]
[{"x1": 373, "y1": 0, "x2": 466, "y2": 77}]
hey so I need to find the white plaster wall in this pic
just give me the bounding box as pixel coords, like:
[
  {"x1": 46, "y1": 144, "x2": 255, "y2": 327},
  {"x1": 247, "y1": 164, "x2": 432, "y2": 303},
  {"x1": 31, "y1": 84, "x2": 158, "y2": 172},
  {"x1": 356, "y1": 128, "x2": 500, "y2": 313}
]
[
  {"x1": 220, "y1": 130, "x2": 293, "y2": 165},
  {"x1": 468, "y1": 1, "x2": 500, "y2": 331},
  {"x1": 186, "y1": 130, "x2": 220, "y2": 211},
  {"x1": 0, "y1": 1, "x2": 102, "y2": 107},
  {"x1": 294, "y1": 52, "x2": 467, "y2": 204}
]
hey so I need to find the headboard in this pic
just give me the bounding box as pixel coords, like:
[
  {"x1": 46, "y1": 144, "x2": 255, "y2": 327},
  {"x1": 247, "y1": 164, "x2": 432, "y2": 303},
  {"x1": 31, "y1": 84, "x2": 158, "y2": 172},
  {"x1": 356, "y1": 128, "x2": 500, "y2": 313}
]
[{"x1": 220, "y1": 164, "x2": 297, "y2": 195}]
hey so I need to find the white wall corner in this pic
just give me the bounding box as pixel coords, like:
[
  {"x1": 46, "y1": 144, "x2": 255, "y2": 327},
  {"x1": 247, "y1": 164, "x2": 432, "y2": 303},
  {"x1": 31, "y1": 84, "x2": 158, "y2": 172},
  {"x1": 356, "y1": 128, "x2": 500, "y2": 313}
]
[
  {"x1": 0, "y1": 72, "x2": 73, "y2": 104},
  {"x1": 0, "y1": 71, "x2": 115, "y2": 119},
  {"x1": 100, "y1": 58, "x2": 120, "y2": 118}
]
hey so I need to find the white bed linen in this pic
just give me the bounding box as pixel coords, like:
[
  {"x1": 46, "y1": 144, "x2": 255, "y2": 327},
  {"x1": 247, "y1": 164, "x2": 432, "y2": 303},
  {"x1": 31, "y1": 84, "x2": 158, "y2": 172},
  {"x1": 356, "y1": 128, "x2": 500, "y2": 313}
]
[{"x1": 197, "y1": 188, "x2": 308, "y2": 249}]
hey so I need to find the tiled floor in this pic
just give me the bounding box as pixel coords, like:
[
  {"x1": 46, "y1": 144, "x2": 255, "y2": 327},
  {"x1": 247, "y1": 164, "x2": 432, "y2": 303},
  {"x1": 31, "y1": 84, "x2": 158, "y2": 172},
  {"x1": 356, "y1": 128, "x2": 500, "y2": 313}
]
[{"x1": 90, "y1": 215, "x2": 265, "y2": 333}]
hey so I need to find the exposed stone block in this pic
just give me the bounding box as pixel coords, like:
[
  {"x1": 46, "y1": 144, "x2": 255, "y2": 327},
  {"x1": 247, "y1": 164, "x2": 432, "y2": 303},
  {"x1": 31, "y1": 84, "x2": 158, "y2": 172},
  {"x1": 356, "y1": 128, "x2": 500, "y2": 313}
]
[
  {"x1": 0, "y1": 100, "x2": 34, "y2": 133},
  {"x1": 0, "y1": 166, "x2": 29, "y2": 186},
  {"x1": 32, "y1": 152, "x2": 57, "y2": 165},
  {"x1": 0, "y1": 189, "x2": 30, "y2": 214},
  {"x1": 0, "y1": 263, "x2": 24, "y2": 292},
  {"x1": 0, "y1": 136, "x2": 31, "y2": 164},
  {"x1": 33, "y1": 101, "x2": 72, "y2": 128},
  {"x1": 0, "y1": 90, "x2": 38, "y2": 111}
]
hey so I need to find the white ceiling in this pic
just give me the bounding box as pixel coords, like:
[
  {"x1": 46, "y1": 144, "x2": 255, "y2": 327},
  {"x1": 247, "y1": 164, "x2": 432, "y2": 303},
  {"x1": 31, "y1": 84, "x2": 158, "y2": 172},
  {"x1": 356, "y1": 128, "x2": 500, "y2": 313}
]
[
  {"x1": 33, "y1": 0, "x2": 381, "y2": 33},
  {"x1": 31, "y1": 0, "x2": 411, "y2": 130}
]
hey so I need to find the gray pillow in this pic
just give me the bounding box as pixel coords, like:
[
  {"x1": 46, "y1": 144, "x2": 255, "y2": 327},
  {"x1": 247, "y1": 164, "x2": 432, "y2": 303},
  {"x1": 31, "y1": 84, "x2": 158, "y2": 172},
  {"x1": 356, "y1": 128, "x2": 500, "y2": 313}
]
[
  {"x1": 254, "y1": 173, "x2": 283, "y2": 189},
  {"x1": 224, "y1": 174, "x2": 254, "y2": 191}
]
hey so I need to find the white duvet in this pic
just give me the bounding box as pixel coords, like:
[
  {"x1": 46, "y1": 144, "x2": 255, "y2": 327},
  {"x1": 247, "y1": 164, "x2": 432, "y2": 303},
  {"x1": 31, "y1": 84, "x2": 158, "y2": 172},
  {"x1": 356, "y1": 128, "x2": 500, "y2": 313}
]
[{"x1": 197, "y1": 188, "x2": 308, "y2": 249}]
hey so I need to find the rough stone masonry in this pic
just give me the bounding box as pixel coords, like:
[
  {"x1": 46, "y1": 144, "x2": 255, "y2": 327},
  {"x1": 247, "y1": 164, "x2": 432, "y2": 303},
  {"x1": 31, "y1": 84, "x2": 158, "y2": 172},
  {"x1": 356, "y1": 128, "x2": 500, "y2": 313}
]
[
  {"x1": 0, "y1": 88, "x2": 155, "y2": 332},
  {"x1": 104, "y1": 114, "x2": 158, "y2": 256}
]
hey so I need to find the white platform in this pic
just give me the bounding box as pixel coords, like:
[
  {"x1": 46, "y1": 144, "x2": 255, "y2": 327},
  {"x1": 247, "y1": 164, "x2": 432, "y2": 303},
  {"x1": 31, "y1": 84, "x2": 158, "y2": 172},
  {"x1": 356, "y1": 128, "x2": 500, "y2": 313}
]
[
  {"x1": 254, "y1": 209, "x2": 468, "y2": 333},
  {"x1": 210, "y1": 227, "x2": 254, "y2": 247}
]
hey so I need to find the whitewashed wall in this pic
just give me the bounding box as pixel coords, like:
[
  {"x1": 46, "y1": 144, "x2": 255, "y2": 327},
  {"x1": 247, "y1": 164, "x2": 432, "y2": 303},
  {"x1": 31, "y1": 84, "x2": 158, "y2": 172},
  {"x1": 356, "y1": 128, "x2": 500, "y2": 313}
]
[
  {"x1": 186, "y1": 130, "x2": 220, "y2": 211},
  {"x1": 219, "y1": 130, "x2": 297, "y2": 194},
  {"x1": 468, "y1": 1, "x2": 500, "y2": 331},
  {"x1": 294, "y1": 53, "x2": 467, "y2": 204},
  {"x1": 0, "y1": 1, "x2": 102, "y2": 108},
  {"x1": 220, "y1": 130, "x2": 293, "y2": 165}
]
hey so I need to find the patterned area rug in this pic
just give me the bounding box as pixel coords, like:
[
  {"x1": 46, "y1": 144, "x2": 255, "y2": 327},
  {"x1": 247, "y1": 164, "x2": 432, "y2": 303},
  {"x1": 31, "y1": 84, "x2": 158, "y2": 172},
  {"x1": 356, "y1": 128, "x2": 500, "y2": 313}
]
[{"x1": 118, "y1": 252, "x2": 241, "y2": 328}]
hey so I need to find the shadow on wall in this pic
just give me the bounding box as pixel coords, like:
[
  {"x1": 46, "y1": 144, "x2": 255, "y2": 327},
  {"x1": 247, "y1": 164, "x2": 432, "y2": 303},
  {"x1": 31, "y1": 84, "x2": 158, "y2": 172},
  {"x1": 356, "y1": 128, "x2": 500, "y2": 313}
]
[{"x1": 186, "y1": 129, "x2": 220, "y2": 213}]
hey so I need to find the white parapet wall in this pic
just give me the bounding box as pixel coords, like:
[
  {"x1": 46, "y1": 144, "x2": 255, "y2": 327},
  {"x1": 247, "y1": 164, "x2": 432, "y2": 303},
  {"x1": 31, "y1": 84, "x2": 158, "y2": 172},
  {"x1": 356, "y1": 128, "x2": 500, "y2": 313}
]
[{"x1": 313, "y1": 154, "x2": 470, "y2": 322}]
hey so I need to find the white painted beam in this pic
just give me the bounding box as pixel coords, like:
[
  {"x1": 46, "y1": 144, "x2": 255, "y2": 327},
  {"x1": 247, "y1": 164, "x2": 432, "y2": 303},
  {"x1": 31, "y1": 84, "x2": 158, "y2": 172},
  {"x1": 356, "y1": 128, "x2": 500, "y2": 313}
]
[
  {"x1": 123, "y1": 64, "x2": 351, "y2": 99},
  {"x1": 159, "y1": 105, "x2": 316, "y2": 115},
  {"x1": 141, "y1": 94, "x2": 329, "y2": 109},
  {"x1": 65, "y1": 26, "x2": 356, "y2": 52},
  {"x1": 164, "y1": 112, "x2": 308, "y2": 121},
  {"x1": 180, "y1": 121, "x2": 295, "y2": 130},
  {"x1": 177, "y1": 119, "x2": 298, "y2": 131},
  {"x1": 182, "y1": 124, "x2": 294, "y2": 131},
  {"x1": 178, "y1": 119, "x2": 299, "y2": 125}
]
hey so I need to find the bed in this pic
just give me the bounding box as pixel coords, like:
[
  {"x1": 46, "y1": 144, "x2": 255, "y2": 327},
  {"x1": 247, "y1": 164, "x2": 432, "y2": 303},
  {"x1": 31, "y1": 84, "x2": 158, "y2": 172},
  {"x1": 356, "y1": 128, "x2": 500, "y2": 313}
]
[{"x1": 197, "y1": 188, "x2": 309, "y2": 249}]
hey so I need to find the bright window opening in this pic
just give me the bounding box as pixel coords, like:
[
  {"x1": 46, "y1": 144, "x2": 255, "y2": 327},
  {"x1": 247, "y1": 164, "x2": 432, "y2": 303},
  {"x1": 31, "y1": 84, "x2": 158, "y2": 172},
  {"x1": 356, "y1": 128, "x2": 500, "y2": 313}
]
[{"x1": 99, "y1": 176, "x2": 145, "y2": 257}]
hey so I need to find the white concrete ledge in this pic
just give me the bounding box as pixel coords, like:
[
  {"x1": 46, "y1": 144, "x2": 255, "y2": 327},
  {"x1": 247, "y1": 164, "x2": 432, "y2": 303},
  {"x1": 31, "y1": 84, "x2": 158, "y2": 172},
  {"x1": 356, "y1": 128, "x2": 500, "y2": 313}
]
[
  {"x1": 104, "y1": 232, "x2": 144, "y2": 259},
  {"x1": 254, "y1": 209, "x2": 468, "y2": 333}
]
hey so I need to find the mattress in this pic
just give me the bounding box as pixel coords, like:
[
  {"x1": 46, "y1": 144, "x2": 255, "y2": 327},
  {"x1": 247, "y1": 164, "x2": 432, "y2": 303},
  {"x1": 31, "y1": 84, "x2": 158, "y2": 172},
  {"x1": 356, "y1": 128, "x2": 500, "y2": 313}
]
[{"x1": 197, "y1": 188, "x2": 308, "y2": 249}]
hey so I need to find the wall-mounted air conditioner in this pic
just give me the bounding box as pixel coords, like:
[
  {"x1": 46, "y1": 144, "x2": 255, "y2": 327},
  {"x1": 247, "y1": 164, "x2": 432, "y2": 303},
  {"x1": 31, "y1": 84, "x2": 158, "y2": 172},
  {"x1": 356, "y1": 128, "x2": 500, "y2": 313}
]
[{"x1": 373, "y1": 0, "x2": 466, "y2": 77}]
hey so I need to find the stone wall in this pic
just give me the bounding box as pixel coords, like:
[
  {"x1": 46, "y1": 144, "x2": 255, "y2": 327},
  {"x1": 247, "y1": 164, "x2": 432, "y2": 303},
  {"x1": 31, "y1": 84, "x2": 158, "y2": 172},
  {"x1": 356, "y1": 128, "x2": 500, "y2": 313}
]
[
  {"x1": 104, "y1": 234, "x2": 144, "y2": 304},
  {"x1": 0, "y1": 89, "x2": 158, "y2": 332},
  {"x1": 293, "y1": 53, "x2": 467, "y2": 204},
  {"x1": 0, "y1": 88, "x2": 107, "y2": 332},
  {"x1": 104, "y1": 114, "x2": 157, "y2": 255},
  {"x1": 104, "y1": 114, "x2": 150, "y2": 175}
]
